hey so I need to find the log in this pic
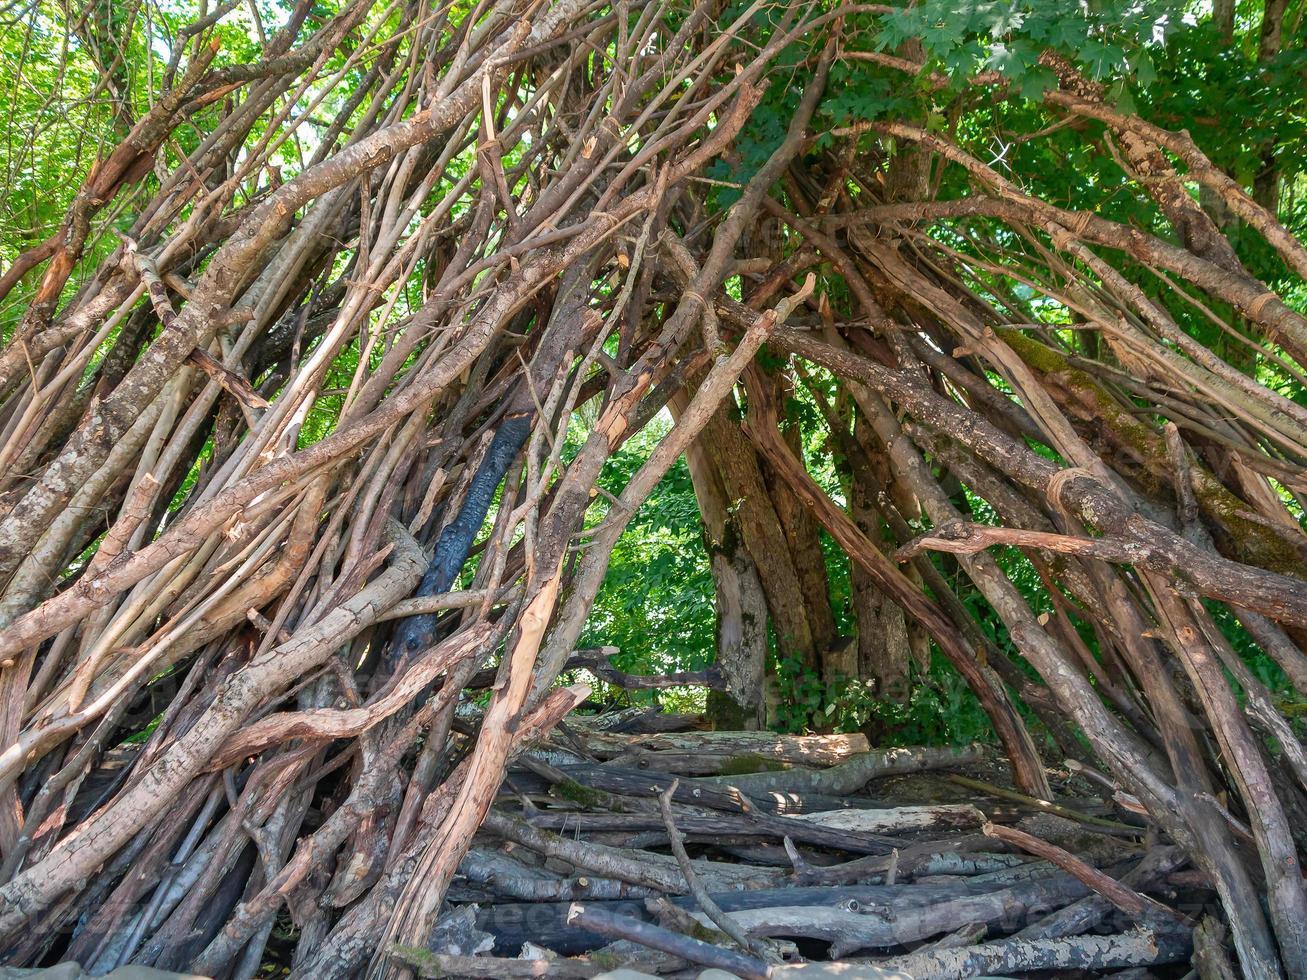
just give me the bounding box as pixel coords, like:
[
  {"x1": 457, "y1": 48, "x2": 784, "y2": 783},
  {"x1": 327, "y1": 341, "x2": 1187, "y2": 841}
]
[
  {"x1": 578, "y1": 731, "x2": 870, "y2": 768},
  {"x1": 388, "y1": 948, "x2": 604, "y2": 978},
  {"x1": 477, "y1": 876, "x2": 1093, "y2": 954},
  {"x1": 681, "y1": 874, "x2": 1097, "y2": 958},
  {"x1": 565, "y1": 904, "x2": 770, "y2": 980},
  {"x1": 481, "y1": 810, "x2": 787, "y2": 894},
  {"x1": 594, "y1": 752, "x2": 802, "y2": 776},
  {"x1": 982, "y1": 822, "x2": 1176, "y2": 923},
  {"x1": 792, "y1": 805, "x2": 985, "y2": 834},
  {"x1": 460, "y1": 847, "x2": 656, "y2": 902},
  {"x1": 1015, "y1": 846, "x2": 1189, "y2": 939},
  {"x1": 525, "y1": 765, "x2": 908, "y2": 852},
  {"x1": 858, "y1": 926, "x2": 1193, "y2": 978},
  {"x1": 513, "y1": 811, "x2": 906, "y2": 855},
  {"x1": 527, "y1": 763, "x2": 883, "y2": 815},
  {"x1": 700, "y1": 743, "x2": 986, "y2": 795},
  {"x1": 790, "y1": 836, "x2": 1025, "y2": 886}
]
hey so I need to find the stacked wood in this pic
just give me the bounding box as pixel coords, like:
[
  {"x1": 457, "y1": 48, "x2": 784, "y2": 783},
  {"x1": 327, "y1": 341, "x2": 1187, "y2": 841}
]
[
  {"x1": 1, "y1": 1, "x2": 1304, "y2": 976},
  {"x1": 420, "y1": 724, "x2": 1201, "y2": 977}
]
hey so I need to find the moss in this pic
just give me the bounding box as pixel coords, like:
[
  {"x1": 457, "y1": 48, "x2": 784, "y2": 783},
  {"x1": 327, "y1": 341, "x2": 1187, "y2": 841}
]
[
  {"x1": 718, "y1": 753, "x2": 788, "y2": 775},
  {"x1": 588, "y1": 951, "x2": 625, "y2": 970},
  {"x1": 687, "y1": 921, "x2": 729, "y2": 943},
  {"x1": 997, "y1": 329, "x2": 1306, "y2": 576},
  {"x1": 706, "y1": 690, "x2": 753, "y2": 730},
  {"x1": 996, "y1": 327, "x2": 1068, "y2": 375},
  {"x1": 389, "y1": 945, "x2": 442, "y2": 977},
  {"x1": 553, "y1": 778, "x2": 608, "y2": 809}
]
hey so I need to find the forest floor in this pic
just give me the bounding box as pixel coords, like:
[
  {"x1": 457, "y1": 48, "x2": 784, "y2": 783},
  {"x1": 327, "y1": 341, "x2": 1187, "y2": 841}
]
[{"x1": 329, "y1": 708, "x2": 1208, "y2": 980}]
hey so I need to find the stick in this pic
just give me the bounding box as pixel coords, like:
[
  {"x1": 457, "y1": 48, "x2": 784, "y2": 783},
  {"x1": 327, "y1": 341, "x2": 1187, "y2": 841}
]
[
  {"x1": 944, "y1": 773, "x2": 1139, "y2": 832},
  {"x1": 1016, "y1": 846, "x2": 1189, "y2": 940},
  {"x1": 657, "y1": 777, "x2": 766, "y2": 957},
  {"x1": 565, "y1": 904, "x2": 770, "y2": 980},
  {"x1": 982, "y1": 822, "x2": 1178, "y2": 923},
  {"x1": 388, "y1": 947, "x2": 602, "y2": 978}
]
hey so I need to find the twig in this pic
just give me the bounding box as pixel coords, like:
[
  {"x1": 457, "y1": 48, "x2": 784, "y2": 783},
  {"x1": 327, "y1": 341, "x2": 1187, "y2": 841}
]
[
  {"x1": 983, "y1": 822, "x2": 1179, "y2": 924},
  {"x1": 565, "y1": 904, "x2": 770, "y2": 980},
  {"x1": 944, "y1": 773, "x2": 1139, "y2": 832},
  {"x1": 657, "y1": 777, "x2": 767, "y2": 958}
]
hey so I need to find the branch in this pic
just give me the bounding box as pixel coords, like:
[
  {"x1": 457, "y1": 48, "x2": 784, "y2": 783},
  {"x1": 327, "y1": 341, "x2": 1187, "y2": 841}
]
[
  {"x1": 565, "y1": 904, "x2": 770, "y2": 980},
  {"x1": 895, "y1": 520, "x2": 1145, "y2": 565},
  {"x1": 657, "y1": 777, "x2": 767, "y2": 957}
]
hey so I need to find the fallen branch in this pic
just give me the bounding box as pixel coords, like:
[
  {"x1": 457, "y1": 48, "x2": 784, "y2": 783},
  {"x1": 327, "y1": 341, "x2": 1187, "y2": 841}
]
[
  {"x1": 982, "y1": 822, "x2": 1178, "y2": 924},
  {"x1": 565, "y1": 903, "x2": 770, "y2": 980},
  {"x1": 860, "y1": 926, "x2": 1193, "y2": 979},
  {"x1": 579, "y1": 731, "x2": 870, "y2": 768},
  {"x1": 1016, "y1": 846, "x2": 1189, "y2": 940},
  {"x1": 702, "y1": 744, "x2": 986, "y2": 796},
  {"x1": 489, "y1": 875, "x2": 1097, "y2": 956},
  {"x1": 657, "y1": 778, "x2": 766, "y2": 957}
]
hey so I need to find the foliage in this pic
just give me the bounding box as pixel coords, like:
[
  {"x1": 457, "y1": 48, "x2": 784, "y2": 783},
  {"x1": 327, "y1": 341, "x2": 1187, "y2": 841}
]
[{"x1": 579, "y1": 416, "x2": 717, "y2": 692}]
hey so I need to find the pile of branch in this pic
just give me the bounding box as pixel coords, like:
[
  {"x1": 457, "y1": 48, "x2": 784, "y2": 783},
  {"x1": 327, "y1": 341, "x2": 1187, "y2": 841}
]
[
  {"x1": 0, "y1": 0, "x2": 1305, "y2": 976},
  {"x1": 400, "y1": 723, "x2": 1198, "y2": 978}
]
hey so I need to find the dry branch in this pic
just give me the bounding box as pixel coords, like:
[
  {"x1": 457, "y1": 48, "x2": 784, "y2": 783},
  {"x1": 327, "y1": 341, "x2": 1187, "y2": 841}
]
[{"x1": 0, "y1": 2, "x2": 1302, "y2": 976}]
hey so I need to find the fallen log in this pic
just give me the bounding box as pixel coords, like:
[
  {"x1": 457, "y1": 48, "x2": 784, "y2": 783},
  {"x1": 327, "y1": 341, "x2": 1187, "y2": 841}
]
[
  {"x1": 858, "y1": 926, "x2": 1193, "y2": 978},
  {"x1": 522, "y1": 765, "x2": 910, "y2": 852},
  {"x1": 481, "y1": 810, "x2": 787, "y2": 894},
  {"x1": 536, "y1": 763, "x2": 878, "y2": 815},
  {"x1": 983, "y1": 822, "x2": 1177, "y2": 923},
  {"x1": 788, "y1": 836, "x2": 1024, "y2": 886},
  {"x1": 514, "y1": 810, "x2": 906, "y2": 855},
  {"x1": 388, "y1": 947, "x2": 604, "y2": 978},
  {"x1": 681, "y1": 875, "x2": 1098, "y2": 958},
  {"x1": 792, "y1": 805, "x2": 985, "y2": 834},
  {"x1": 700, "y1": 744, "x2": 986, "y2": 795},
  {"x1": 578, "y1": 731, "x2": 870, "y2": 768},
  {"x1": 477, "y1": 876, "x2": 1094, "y2": 954},
  {"x1": 1015, "y1": 845, "x2": 1189, "y2": 939},
  {"x1": 458, "y1": 846, "x2": 637, "y2": 903},
  {"x1": 565, "y1": 904, "x2": 771, "y2": 980}
]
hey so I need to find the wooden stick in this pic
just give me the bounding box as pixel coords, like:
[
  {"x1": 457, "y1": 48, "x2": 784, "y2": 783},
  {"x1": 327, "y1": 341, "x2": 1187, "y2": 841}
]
[
  {"x1": 982, "y1": 822, "x2": 1178, "y2": 923},
  {"x1": 565, "y1": 904, "x2": 770, "y2": 980},
  {"x1": 855, "y1": 927, "x2": 1194, "y2": 980},
  {"x1": 657, "y1": 777, "x2": 767, "y2": 957}
]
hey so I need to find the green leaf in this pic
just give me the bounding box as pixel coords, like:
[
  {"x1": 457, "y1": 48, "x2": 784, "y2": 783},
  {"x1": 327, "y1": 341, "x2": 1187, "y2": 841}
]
[
  {"x1": 1019, "y1": 65, "x2": 1057, "y2": 101},
  {"x1": 1079, "y1": 39, "x2": 1127, "y2": 79},
  {"x1": 1129, "y1": 50, "x2": 1157, "y2": 88}
]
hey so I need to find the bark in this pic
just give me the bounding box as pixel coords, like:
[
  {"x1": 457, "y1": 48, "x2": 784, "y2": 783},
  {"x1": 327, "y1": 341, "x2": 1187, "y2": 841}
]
[
  {"x1": 699, "y1": 744, "x2": 986, "y2": 796},
  {"x1": 577, "y1": 731, "x2": 870, "y2": 768},
  {"x1": 673, "y1": 387, "x2": 769, "y2": 721},
  {"x1": 1, "y1": 5, "x2": 1305, "y2": 976},
  {"x1": 699, "y1": 410, "x2": 822, "y2": 674},
  {"x1": 741, "y1": 374, "x2": 1051, "y2": 800},
  {"x1": 865, "y1": 927, "x2": 1193, "y2": 979},
  {"x1": 565, "y1": 904, "x2": 770, "y2": 980},
  {"x1": 479, "y1": 876, "x2": 1096, "y2": 956}
]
